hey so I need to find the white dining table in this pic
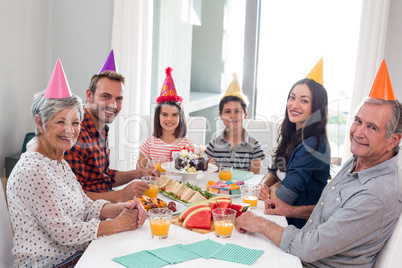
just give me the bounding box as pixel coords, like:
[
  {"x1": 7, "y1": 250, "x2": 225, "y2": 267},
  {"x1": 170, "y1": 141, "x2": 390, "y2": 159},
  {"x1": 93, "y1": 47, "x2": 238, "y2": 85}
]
[{"x1": 75, "y1": 173, "x2": 302, "y2": 268}]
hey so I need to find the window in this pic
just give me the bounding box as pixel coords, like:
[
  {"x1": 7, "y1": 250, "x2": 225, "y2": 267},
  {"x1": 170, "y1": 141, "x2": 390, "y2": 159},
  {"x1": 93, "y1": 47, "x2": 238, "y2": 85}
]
[
  {"x1": 256, "y1": 0, "x2": 362, "y2": 173},
  {"x1": 151, "y1": 0, "x2": 363, "y2": 173}
]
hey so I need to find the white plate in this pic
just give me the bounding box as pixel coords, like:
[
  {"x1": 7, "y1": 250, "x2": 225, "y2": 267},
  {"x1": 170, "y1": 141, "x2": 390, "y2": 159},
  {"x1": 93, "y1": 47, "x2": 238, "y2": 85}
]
[
  {"x1": 161, "y1": 161, "x2": 218, "y2": 175},
  {"x1": 209, "y1": 191, "x2": 241, "y2": 197},
  {"x1": 157, "y1": 195, "x2": 187, "y2": 216},
  {"x1": 159, "y1": 191, "x2": 192, "y2": 207}
]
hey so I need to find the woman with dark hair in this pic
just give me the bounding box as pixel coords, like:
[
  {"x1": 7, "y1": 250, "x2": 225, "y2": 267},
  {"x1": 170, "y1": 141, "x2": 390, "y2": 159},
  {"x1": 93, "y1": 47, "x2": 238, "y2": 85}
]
[{"x1": 258, "y1": 78, "x2": 330, "y2": 228}]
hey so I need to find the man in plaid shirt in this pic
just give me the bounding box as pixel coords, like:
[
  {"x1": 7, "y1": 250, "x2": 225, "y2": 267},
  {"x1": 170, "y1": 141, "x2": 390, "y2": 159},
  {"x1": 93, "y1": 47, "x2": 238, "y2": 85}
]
[{"x1": 64, "y1": 71, "x2": 159, "y2": 202}]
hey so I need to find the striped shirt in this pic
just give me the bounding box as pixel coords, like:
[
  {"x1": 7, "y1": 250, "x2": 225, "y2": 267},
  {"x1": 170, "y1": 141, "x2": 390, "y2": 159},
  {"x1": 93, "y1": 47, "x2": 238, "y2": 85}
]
[
  {"x1": 64, "y1": 109, "x2": 117, "y2": 192},
  {"x1": 206, "y1": 129, "x2": 265, "y2": 171},
  {"x1": 140, "y1": 136, "x2": 194, "y2": 168}
]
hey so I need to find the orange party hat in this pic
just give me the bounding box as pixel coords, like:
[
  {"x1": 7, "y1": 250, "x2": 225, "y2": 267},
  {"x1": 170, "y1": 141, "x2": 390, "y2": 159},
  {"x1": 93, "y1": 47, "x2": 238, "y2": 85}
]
[
  {"x1": 44, "y1": 58, "x2": 72, "y2": 99},
  {"x1": 368, "y1": 59, "x2": 396, "y2": 100},
  {"x1": 156, "y1": 67, "x2": 183, "y2": 104},
  {"x1": 306, "y1": 57, "x2": 323, "y2": 85}
]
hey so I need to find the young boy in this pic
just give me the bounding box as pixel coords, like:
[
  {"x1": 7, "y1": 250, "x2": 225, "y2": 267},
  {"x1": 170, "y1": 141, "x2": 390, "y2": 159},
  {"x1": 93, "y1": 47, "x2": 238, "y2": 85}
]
[{"x1": 206, "y1": 74, "x2": 265, "y2": 174}]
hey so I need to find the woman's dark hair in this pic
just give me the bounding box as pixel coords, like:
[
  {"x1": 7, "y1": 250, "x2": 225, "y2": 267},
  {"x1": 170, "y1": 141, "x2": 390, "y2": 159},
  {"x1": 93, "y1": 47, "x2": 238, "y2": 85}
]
[
  {"x1": 153, "y1": 101, "x2": 187, "y2": 138},
  {"x1": 270, "y1": 78, "x2": 328, "y2": 172}
]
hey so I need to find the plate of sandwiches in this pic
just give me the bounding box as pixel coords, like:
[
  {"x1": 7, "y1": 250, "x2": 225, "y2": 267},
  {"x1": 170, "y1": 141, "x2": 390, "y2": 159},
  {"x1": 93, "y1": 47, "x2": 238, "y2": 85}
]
[{"x1": 158, "y1": 175, "x2": 213, "y2": 206}]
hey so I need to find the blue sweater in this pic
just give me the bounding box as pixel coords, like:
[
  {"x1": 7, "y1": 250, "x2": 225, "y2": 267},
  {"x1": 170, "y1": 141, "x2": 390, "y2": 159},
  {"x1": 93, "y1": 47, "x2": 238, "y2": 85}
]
[{"x1": 274, "y1": 134, "x2": 330, "y2": 228}]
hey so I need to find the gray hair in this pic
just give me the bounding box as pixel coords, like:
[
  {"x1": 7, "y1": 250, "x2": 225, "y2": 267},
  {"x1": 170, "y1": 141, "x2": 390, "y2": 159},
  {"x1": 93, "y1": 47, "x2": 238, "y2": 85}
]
[
  {"x1": 31, "y1": 90, "x2": 84, "y2": 136},
  {"x1": 363, "y1": 97, "x2": 402, "y2": 154}
]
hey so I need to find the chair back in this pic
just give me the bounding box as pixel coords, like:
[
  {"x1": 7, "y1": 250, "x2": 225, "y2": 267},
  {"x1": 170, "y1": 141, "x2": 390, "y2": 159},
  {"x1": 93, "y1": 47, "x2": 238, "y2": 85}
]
[
  {"x1": 0, "y1": 183, "x2": 14, "y2": 267},
  {"x1": 215, "y1": 118, "x2": 278, "y2": 174},
  {"x1": 373, "y1": 210, "x2": 402, "y2": 268}
]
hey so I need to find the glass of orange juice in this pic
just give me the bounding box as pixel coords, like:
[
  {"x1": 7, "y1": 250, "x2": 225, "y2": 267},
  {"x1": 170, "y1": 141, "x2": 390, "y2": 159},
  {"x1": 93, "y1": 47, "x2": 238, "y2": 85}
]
[
  {"x1": 154, "y1": 162, "x2": 166, "y2": 173},
  {"x1": 141, "y1": 176, "x2": 160, "y2": 198},
  {"x1": 212, "y1": 208, "x2": 236, "y2": 238},
  {"x1": 148, "y1": 208, "x2": 173, "y2": 239},
  {"x1": 219, "y1": 165, "x2": 233, "y2": 181},
  {"x1": 241, "y1": 185, "x2": 261, "y2": 209}
]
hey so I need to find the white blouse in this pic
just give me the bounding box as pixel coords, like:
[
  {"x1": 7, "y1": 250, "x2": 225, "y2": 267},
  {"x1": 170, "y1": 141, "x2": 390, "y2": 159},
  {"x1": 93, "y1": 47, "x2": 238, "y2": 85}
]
[{"x1": 7, "y1": 152, "x2": 109, "y2": 267}]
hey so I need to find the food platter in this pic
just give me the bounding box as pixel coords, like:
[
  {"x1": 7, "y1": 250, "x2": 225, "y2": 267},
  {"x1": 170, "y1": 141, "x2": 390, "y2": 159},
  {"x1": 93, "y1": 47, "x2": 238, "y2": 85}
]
[
  {"x1": 157, "y1": 195, "x2": 187, "y2": 216},
  {"x1": 159, "y1": 191, "x2": 192, "y2": 207},
  {"x1": 161, "y1": 161, "x2": 218, "y2": 175}
]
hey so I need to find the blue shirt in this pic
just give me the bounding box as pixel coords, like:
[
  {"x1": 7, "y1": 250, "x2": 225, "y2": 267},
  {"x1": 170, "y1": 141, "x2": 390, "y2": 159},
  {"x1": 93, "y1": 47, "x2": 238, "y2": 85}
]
[
  {"x1": 281, "y1": 154, "x2": 402, "y2": 267},
  {"x1": 275, "y1": 134, "x2": 330, "y2": 228}
]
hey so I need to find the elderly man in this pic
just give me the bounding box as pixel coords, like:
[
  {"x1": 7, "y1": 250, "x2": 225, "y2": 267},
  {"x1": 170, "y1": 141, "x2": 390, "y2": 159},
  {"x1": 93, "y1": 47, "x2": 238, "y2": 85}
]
[
  {"x1": 236, "y1": 59, "x2": 402, "y2": 267},
  {"x1": 65, "y1": 51, "x2": 158, "y2": 202}
]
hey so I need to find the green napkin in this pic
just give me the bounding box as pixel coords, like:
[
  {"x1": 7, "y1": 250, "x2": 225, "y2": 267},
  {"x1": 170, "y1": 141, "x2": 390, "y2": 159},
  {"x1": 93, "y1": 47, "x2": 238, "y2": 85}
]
[
  {"x1": 212, "y1": 243, "x2": 264, "y2": 265},
  {"x1": 181, "y1": 239, "x2": 224, "y2": 259},
  {"x1": 112, "y1": 250, "x2": 169, "y2": 268},
  {"x1": 147, "y1": 244, "x2": 200, "y2": 264},
  {"x1": 232, "y1": 169, "x2": 254, "y2": 181}
]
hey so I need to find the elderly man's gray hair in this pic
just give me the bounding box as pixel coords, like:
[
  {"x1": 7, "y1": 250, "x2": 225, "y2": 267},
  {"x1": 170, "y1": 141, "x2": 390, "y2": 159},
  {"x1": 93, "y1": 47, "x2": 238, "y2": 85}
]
[
  {"x1": 363, "y1": 97, "x2": 402, "y2": 154},
  {"x1": 31, "y1": 90, "x2": 84, "y2": 136}
]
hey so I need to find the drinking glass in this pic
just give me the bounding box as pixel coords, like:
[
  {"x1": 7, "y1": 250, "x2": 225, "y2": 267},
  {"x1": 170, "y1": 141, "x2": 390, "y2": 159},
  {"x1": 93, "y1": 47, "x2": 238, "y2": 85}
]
[
  {"x1": 141, "y1": 176, "x2": 160, "y2": 198},
  {"x1": 212, "y1": 208, "x2": 237, "y2": 238},
  {"x1": 241, "y1": 184, "x2": 261, "y2": 209},
  {"x1": 219, "y1": 165, "x2": 233, "y2": 181},
  {"x1": 148, "y1": 208, "x2": 173, "y2": 239}
]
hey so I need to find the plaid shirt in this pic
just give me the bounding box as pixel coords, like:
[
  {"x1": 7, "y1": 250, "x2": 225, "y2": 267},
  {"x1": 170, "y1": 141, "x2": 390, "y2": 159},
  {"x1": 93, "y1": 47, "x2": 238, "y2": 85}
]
[{"x1": 64, "y1": 109, "x2": 117, "y2": 192}]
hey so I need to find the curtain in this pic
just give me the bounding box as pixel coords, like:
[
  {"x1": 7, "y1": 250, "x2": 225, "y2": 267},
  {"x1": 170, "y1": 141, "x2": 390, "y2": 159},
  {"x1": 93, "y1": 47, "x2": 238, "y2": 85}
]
[
  {"x1": 342, "y1": 0, "x2": 390, "y2": 163},
  {"x1": 109, "y1": 0, "x2": 154, "y2": 171}
]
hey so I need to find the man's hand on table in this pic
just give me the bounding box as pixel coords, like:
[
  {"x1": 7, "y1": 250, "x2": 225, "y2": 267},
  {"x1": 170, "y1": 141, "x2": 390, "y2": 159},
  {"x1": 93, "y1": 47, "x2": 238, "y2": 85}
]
[
  {"x1": 264, "y1": 197, "x2": 294, "y2": 218},
  {"x1": 235, "y1": 211, "x2": 284, "y2": 247},
  {"x1": 235, "y1": 211, "x2": 266, "y2": 234},
  {"x1": 121, "y1": 181, "x2": 149, "y2": 200}
]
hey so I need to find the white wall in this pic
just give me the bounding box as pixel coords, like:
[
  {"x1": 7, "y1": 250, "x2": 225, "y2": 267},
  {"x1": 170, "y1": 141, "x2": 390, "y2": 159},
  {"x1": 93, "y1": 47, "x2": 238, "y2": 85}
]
[
  {"x1": 385, "y1": 0, "x2": 402, "y2": 101},
  {"x1": 385, "y1": 0, "x2": 402, "y2": 166},
  {"x1": 0, "y1": 0, "x2": 113, "y2": 187}
]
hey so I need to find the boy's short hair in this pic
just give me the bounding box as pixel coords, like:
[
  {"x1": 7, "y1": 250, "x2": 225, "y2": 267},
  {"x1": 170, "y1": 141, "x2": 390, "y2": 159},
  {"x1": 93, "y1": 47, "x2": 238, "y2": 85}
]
[{"x1": 219, "y1": 95, "x2": 248, "y2": 114}]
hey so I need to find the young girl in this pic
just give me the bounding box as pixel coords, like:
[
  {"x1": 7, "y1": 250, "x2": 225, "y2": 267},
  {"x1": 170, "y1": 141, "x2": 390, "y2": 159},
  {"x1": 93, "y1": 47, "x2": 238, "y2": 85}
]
[
  {"x1": 136, "y1": 68, "x2": 194, "y2": 169},
  {"x1": 259, "y1": 78, "x2": 330, "y2": 228}
]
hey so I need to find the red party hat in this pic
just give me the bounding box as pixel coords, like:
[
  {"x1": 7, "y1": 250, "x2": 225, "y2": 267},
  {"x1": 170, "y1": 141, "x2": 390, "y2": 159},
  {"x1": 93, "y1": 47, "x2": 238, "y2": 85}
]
[
  {"x1": 156, "y1": 67, "x2": 183, "y2": 104},
  {"x1": 98, "y1": 49, "x2": 118, "y2": 74},
  {"x1": 368, "y1": 59, "x2": 396, "y2": 100},
  {"x1": 44, "y1": 58, "x2": 72, "y2": 99}
]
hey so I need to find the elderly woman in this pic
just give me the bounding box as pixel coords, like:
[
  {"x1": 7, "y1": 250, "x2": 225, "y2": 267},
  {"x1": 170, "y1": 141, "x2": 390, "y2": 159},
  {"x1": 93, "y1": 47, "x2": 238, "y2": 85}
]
[{"x1": 7, "y1": 91, "x2": 146, "y2": 267}]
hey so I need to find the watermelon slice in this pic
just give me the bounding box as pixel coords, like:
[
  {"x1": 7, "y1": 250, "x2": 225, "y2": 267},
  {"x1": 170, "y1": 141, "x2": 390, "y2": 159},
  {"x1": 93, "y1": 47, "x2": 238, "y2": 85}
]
[
  {"x1": 178, "y1": 202, "x2": 210, "y2": 222},
  {"x1": 230, "y1": 203, "x2": 250, "y2": 218},
  {"x1": 182, "y1": 207, "x2": 212, "y2": 230},
  {"x1": 210, "y1": 195, "x2": 231, "y2": 201},
  {"x1": 216, "y1": 199, "x2": 231, "y2": 209},
  {"x1": 200, "y1": 200, "x2": 218, "y2": 210}
]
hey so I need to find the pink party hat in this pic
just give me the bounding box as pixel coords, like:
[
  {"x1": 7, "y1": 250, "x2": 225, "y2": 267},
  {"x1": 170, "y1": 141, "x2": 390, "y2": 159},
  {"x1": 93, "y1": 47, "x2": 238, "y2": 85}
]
[
  {"x1": 98, "y1": 49, "x2": 118, "y2": 74},
  {"x1": 156, "y1": 67, "x2": 183, "y2": 104},
  {"x1": 44, "y1": 58, "x2": 72, "y2": 99},
  {"x1": 368, "y1": 59, "x2": 396, "y2": 101}
]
